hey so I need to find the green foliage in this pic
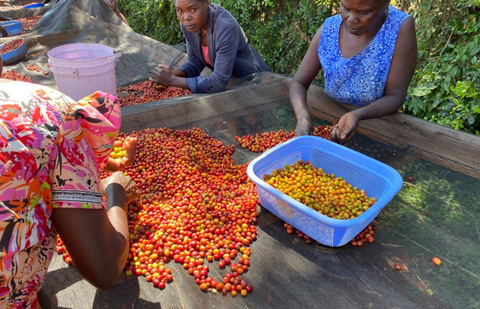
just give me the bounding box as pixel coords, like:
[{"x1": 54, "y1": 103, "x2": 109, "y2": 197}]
[
  {"x1": 118, "y1": 0, "x2": 183, "y2": 45},
  {"x1": 406, "y1": 0, "x2": 480, "y2": 135}
]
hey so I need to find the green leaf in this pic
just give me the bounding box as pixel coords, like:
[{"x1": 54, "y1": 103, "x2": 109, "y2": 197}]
[
  {"x1": 410, "y1": 97, "x2": 425, "y2": 114},
  {"x1": 411, "y1": 85, "x2": 436, "y2": 97},
  {"x1": 451, "y1": 66, "x2": 460, "y2": 78},
  {"x1": 470, "y1": 46, "x2": 480, "y2": 56}
]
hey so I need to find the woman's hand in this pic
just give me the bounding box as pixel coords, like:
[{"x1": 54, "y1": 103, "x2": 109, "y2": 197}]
[
  {"x1": 294, "y1": 117, "x2": 313, "y2": 136},
  {"x1": 100, "y1": 171, "x2": 139, "y2": 205},
  {"x1": 150, "y1": 64, "x2": 174, "y2": 87},
  {"x1": 105, "y1": 136, "x2": 137, "y2": 172},
  {"x1": 331, "y1": 111, "x2": 361, "y2": 144}
]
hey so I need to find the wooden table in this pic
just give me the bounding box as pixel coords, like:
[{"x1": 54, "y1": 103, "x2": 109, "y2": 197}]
[{"x1": 38, "y1": 73, "x2": 480, "y2": 309}]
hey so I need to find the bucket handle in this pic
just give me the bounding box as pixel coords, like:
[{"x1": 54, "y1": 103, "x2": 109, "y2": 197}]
[{"x1": 108, "y1": 52, "x2": 122, "y2": 62}]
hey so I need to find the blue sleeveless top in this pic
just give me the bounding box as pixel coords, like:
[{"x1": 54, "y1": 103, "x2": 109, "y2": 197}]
[{"x1": 318, "y1": 6, "x2": 409, "y2": 106}]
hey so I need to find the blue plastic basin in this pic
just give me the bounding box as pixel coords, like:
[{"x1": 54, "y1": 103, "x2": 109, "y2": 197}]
[
  {"x1": 247, "y1": 136, "x2": 403, "y2": 247},
  {"x1": 23, "y1": 3, "x2": 44, "y2": 8},
  {"x1": 1, "y1": 39, "x2": 27, "y2": 65},
  {"x1": 0, "y1": 20, "x2": 22, "y2": 37}
]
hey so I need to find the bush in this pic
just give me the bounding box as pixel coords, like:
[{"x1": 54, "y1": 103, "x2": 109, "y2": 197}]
[
  {"x1": 405, "y1": 0, "x2": 480, "y2": 135},
  {"x1": 118, "y1": 0, "x2": 183, "y2": 45}
]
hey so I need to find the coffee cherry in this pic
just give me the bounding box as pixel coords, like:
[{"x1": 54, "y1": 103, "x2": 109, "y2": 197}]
[
  {"x1": 432, "y1": 257, "x2": 442, "y2": 266},
  {"x1": 18, "y1": 16, "x2": 42, "y2": 33},
  {"x1": 235, "y1": 125, "x2": 333, "y2": 153}
]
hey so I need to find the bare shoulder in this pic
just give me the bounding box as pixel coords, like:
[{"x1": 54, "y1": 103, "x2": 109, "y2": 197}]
[
  {"x1": 393, "y1": 16, "x2": 417, "y2": 56},
  {"x1": 311, "y1": 24, "x2": 325, "y2": 46},
  {"x1": 398, "y1": 16, "x2": 417, "y2": 42}
]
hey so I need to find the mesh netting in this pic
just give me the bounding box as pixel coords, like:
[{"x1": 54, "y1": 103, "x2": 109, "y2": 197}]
[{"x1": 0, "y1": 0, "x2": 191, "y2": 89}]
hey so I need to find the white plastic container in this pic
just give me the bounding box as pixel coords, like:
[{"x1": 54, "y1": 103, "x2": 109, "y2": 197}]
[{"x1": 47, "y1": 43, "x2": 121, "y2": 101}]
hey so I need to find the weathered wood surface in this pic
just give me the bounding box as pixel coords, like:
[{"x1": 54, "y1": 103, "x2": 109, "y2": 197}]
[{"x1": 38, "y1": 72, "x2": 479, "y2": 309}]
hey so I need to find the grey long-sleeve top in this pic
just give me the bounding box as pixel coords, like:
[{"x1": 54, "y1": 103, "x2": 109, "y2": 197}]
[{"x1": 178, "y1": 4, "x2": 271, "y2": 93}]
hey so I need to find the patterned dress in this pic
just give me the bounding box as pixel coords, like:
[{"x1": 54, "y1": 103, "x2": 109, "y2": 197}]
[
  {"x1": 0, "y1": 81, "x2": 121, "y2": 308},
  {"x1": 318, "y1": 6, "x2": 410, "y2": 106}
]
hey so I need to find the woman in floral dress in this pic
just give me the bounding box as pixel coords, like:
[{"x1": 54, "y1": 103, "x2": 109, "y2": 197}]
[{"x1": 0, "y1": 58, "x2": 138, "y2": 308}]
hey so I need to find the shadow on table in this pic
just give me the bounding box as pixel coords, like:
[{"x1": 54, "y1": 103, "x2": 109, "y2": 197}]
[{"x1": 38, "y1": 267, "x2": 161, "y2": 309}]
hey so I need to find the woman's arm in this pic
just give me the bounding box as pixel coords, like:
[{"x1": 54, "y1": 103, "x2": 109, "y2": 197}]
[
  {"x1": 151, "y1": 23, "x2": 240, "y2": 93},
  {"x1": 331, "y1": 17, "x2": 417, "y2": 143},
  {"x1": 290, "y1": 25, "x2": 324, "y2": 136},
  {"x1": 150, "y1": 64, "x2": 189, "y2": 89},
  {"x1": 150, "y1": 27, "x2": 203, "y2": 90},
  {"x1": 113, "y1": 8, "x2": 129, "y2": 25},
  {"x1": 52, "y1": 172, "x2": 139, "y2": 289}
]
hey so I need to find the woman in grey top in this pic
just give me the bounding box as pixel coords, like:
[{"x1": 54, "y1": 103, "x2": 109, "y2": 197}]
[{"x1": 150, "y1": 0, "x2": 271, "y2": 93}]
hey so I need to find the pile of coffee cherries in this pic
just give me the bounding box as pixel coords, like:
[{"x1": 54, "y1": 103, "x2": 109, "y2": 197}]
[
  {"x1": 18, "y1": 16, "x2": 42, "y2": 33},
  {"x1": 24, "y1": 64, "x2": 49, "y2": 76},
  {"x1": 109, "y1": 140, "x2": 127, "y2": 160},
  {"x1": 55, "y1": 237, "x2": 73, "y2": 266},
  {"x1": 349, "y1": 224, "x2": 376, "y2": 246},
  {"x1": 282, "y1": 222, "x2": 377, "y2": 247},
  {"x1": 283, "y1": 223, "x2": 313, "y2": 244},
  {"x1": 263, "y1": 160, "x2": 376, "y2": 220},
  {"x1": 26, "y1": 64, "x2": 39, "y2": 72},
  {"x1": 1, "y1": 69, "x2": 35, "y2": 83},
  {"x1": 0, "y1": 39, "x2": 24, "y2": 55},
  {"x1": 56, "y1": 127, "x2": 259, "y2": 296},
  {"x1": 235, "y1": 124, "x2": 333, "y2": 153},
  {"x1": 117, "y1": 80, "x2": 192, "y2": 107},
  {"x1": 236, "y1": 129, "x2": 294, "y2": 152}
]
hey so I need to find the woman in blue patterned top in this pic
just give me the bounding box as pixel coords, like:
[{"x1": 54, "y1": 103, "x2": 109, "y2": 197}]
[{"x1": 289, "y1": 0, "x2": 417, "y2": 144}]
